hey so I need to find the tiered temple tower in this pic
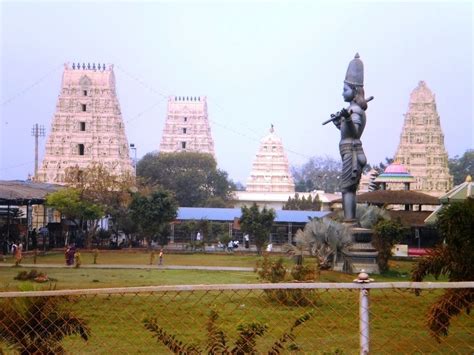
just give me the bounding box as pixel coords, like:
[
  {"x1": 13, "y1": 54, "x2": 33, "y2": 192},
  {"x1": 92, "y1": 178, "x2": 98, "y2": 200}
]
[
  {"x1": 159, "y1": 96, "x2": 215, "y2": 156},
  {"x1": 394, "y1": 81, "x2": 453, "y2": 195},
  {"x1": 246, "y1": 125, "x2": 295, "y2": 193},
  {"x1": 36, "y1": 63, "x2": 133, "y2": 184}
]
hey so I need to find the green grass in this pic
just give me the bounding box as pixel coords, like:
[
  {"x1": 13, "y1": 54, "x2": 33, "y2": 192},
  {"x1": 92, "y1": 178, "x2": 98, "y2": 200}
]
[
  {"x1": 3, "y1": 250, "x2": 267, "y2": 268},
  {"x1": 2, "y1": 285, "x2": 472, "y2": 353},
  {"x1": 0, "y1": 254, "x2": 471, "y2": 353}
]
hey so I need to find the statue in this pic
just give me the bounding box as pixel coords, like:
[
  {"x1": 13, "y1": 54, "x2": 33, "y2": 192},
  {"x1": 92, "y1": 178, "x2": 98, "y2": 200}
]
[{"x1": 324, "y1": 53, "x2": 372, "y2": 222}]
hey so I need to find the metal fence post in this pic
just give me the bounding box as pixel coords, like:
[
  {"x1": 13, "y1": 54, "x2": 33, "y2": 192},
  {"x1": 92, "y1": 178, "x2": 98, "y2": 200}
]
[{"x1": 354, "y1": 270, "x2": 373, "y2": 355}]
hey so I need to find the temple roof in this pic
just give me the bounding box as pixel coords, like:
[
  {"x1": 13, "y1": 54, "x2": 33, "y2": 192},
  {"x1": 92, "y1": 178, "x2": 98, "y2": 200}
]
[
  {"x1": 438, "y1": 175, "x2": 473, "y2": 204},
  {"x1": 374, "y1": 163, "x2": 416, "y2": 184},
  {"x1": 0, "y1": 180, "x2": 63, "y2": 205},
  {"x1": 353, "y1": 190, "x2": 440, "y2": 205}
]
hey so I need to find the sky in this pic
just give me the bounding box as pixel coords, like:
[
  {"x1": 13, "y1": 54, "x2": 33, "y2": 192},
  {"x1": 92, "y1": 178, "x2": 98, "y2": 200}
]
[{"x1": 1, "y1": 1, "x2": 473, "y2": 185}]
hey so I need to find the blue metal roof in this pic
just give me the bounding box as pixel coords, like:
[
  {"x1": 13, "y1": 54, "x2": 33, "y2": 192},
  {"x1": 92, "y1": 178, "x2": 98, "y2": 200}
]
[{"x1": 177, "y1": 207, "x2": 330, "y2": 223}]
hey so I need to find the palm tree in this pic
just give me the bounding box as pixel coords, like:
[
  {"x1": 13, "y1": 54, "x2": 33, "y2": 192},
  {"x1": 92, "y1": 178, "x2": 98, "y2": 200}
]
[
  {"x1": 0, "y1": 296, "x2": 90, "y2": 354},
  {"x1": 412, "y1": 198, "x2": 474, "y2": 341}
]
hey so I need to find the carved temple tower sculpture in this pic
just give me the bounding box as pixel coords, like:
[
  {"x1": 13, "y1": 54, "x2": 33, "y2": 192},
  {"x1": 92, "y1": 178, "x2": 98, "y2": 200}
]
[
  {"x1": 394, "y1": 81, "x2": 453, "y2": 195},
  {"x1": 36, "y1": 63, "x2": 133, "y2": 184},
  {"x1": 159, "y1": 96, "x2": 215, "y2": 156},
  {"x1": 246, "y1": 125, "x2": 295, "y2": 193}
]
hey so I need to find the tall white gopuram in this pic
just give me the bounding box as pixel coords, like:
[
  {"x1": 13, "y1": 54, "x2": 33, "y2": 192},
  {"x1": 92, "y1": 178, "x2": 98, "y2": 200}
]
[
  {"x1": 246, "y1": 125, "x2": 295, "y2": 193},
  {"x1": 36, "y1": 63, "x2": 133, "y2": 184},
  {"x1": 159, "y1": 96, "x2": 215, "y2": 156},
  {"x1": 394, "y1": 81, "x2": 453, "y2": 195}
]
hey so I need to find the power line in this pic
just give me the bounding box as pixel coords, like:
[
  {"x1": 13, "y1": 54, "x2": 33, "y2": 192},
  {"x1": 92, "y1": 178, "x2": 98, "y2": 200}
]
[
  {"x1": 114, "y1": 65, "x2": 311, "y2": 159},
  {"x1": 1, "y1": 64, "x2": 63, "y2": 106}
]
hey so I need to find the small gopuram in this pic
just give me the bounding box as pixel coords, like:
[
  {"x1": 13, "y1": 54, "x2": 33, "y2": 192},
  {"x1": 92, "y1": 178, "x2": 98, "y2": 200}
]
[
  {"x1": 36, "y1": 63, "x2": 133, "y2": 184},
  {"x1": 246, "y1": 125, "x2": 295, "y2": 193},
  {"x1": 233, "y1": 125, "x2": 295, "y2": 209},
  {"x1": 394, "y1": 81, "x2": 453, "y2": 195},
  {"x1": 159, "y1": 96, "x2": 215, "y2": 156}
]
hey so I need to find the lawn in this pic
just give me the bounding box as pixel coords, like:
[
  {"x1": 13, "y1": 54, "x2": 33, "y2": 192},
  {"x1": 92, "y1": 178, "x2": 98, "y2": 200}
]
[
  {"x1": 0, "y1": 253, "x2": 471, "y2": 353},
  {"x1": 2, "y1": 250, "x2": 266, "y2": 268}
]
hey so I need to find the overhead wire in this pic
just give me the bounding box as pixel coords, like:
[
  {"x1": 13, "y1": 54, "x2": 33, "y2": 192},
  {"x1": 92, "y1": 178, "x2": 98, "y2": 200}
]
[{"x1": 114, "y1": 65, "x2": 312, "y2": 159}]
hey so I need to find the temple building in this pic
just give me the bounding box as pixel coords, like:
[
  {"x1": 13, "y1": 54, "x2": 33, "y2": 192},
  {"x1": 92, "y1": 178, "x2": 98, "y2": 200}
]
[
  {"x1": 234, "y1": 125, "x2": 296, "y2": 209},
  {"x1": 159, "y1": 96, "x2": 215, "y2": 156},
  {"x1": 36, "y1": 63, "x2": 133, "y2": 184},
  {"x1": 394, "y1": 81, "x2": 453, "y2": 195}
]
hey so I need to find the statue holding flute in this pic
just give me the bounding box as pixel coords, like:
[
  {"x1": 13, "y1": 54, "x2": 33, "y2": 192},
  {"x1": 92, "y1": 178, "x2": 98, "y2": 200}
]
[{"x1": 324, "y1": 53, "x2": 373, "y2": 222}]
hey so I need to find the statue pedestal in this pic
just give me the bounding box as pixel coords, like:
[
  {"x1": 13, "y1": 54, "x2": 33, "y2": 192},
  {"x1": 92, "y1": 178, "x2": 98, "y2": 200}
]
[{"x1": 342, "y1": 227, "x2": 379, "y2": 274}]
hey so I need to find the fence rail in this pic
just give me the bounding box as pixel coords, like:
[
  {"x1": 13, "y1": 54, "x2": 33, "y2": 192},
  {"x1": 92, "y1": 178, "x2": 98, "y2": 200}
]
[{"x1": 1, "y1": 281, "x2": 473, "y2": 354}]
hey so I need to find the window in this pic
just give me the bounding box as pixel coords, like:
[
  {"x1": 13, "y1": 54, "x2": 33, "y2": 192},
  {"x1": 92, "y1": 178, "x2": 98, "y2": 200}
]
[
  {"x1": 181, "y1": 142, "x2": 186, "y2": 149},
  {"x1": 83, "y1": 90, "x2": 88, "y2": 96},
  {"x1": 78, "y1": 144, "x2": 85, "y2": 155},
  {"x1": 184, "y1": 117, "x2": 187, "y2": 122},
  {"x1": 183, "y1": 128, "x2": 187, "y2": 134},
  {"x1": 81, "y1": 104, "x2": 86, "y2": 112},
  {"x1": 80, "y1": 122, "x2": 86, "y2": 131}
]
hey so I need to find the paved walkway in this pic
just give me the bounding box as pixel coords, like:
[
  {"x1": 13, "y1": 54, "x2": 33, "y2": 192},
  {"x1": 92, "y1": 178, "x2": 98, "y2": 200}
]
[{"x1": 0, "y1": 263, "x2": 253, "y2": 272}]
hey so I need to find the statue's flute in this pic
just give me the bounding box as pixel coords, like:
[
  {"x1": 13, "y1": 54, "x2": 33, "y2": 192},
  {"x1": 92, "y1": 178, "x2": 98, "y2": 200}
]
[{"x1": 322, "y1": 96, "x2": 374, "y2": 125}]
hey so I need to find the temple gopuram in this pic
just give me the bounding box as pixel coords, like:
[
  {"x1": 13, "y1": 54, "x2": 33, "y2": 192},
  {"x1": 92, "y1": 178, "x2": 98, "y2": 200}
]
[
  {"x1": 159, "y1": 96, "x2": 215, "y2": 156},
  {"x1": 36, "y1": 63, "x2": 133, "y2": 184},
  {"x1": 394, "y1": 81, "x2": 453, "y2": 196}
]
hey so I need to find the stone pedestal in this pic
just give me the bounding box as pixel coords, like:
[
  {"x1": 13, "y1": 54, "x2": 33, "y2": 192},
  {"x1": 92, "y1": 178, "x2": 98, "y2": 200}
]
[{"x1": 342, "y1": 227, "x2": 379, "y2": 274}]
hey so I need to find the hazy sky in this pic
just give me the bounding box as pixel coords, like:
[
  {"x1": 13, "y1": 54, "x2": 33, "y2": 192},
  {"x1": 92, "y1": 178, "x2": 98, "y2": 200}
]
[{"x1": 1, "y1": 1, "x2": 472, "y2": 184}]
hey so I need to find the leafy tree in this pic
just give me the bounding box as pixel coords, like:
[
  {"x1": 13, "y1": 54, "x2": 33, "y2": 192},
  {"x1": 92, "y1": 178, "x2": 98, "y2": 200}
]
[
  {"x1": 412, "y1": 198, "x2": 474, "y2": 341},
  {"x1": 239, "y1": 203, "x2": 275, "y2": 255},
  {"x1": 448, "y1": 149, "x2": 474, "y2": 185},
  {"x1": 65, "y1": 164, "x2": 137, "y2": 244},
  {"x1": 291, "y1": 155, "x2": 341, "y2": 193},
  {"x1": 129, "y1": 188, "x2": 178, "y2": 247},
  {"x1": 283, "y1": 193, "x2": 321, "y2": 211},
  {"x1": 372, "y1": 219, "x2": 404, "y2": 273},
  {"x1": 46, "y1": 188, "x2": 103, "y2": 247},
  {"x1": 137, "y1": 152, "x2": 236, "y2": 207}
]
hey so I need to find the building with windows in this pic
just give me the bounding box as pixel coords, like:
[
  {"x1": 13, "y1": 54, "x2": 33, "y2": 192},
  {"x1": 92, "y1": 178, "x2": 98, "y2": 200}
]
[
  {"x1": 36, "y1": 63, "x2": 133, "y2": 183},
  {"x1": 159, "y1": 96, "x2": 215, "y2": 156},
  {"x1": 393, "y1": 81, "x2": 453, "y2": 195}
]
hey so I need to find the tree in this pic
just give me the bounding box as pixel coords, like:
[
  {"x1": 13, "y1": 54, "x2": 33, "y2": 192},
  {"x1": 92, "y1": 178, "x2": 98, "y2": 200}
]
[
  {"x1": 448, "y1": 149, "x2": 474, "y2": 186},
  {"x1": 137, "y1": 152, "x2": 236, "y2": 207},
  {"x1": 45, "y1": 188, "x2": 103, "y2": 247},
  {"x1": 372, "y1": 219, "x2": 404, "y2": 273},
  {"x1": 291, "y1": 155, "x2": 341, "y2": 193},
  {"x1": 48, "y1": 163, "x2": 136, "y2": 248},
  {"x1": 239, "y1": 203, "x2": 275, "y2": 255},
  {"x1": 412, "y1": 198, "x2": 474, "y2": 341},
  {"x1": 283, "y1": 193, "x2": 321, "y2": 211},
  {"x1": 129, "y1": 188, "x2": 178, "y2": 247}
]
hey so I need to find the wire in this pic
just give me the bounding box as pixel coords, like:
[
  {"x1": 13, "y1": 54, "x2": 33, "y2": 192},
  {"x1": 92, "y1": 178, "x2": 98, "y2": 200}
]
[
  {"x1": 115, "y1": 65, "x2": 311, "y2": 159},
  {"x1": 1, "y1": 64, "x2": 63, "y2": 106}
]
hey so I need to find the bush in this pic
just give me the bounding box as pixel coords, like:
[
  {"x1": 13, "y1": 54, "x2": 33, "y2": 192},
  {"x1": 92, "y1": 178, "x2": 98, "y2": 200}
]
[
  {"x1": 373, "y1": 219, "x2": 404, "y2": 273},
  {"x1": 255, "y1": 254, "x2": 318, "y2": 306}
]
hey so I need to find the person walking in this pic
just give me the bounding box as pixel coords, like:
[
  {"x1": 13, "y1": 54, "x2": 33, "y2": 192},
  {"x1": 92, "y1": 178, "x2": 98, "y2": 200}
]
[{"x1": 158, "y1": 249, "x2": 163, "y2": 265}]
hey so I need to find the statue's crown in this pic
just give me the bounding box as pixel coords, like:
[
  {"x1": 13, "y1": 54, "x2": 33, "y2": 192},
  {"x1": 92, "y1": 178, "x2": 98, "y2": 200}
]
[{"x1": 344, "y1": 53, "x2": 364, "y2": 87}]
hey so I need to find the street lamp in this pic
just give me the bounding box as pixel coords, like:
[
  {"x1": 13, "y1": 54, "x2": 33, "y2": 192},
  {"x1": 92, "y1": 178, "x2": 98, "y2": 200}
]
[{"x1": 130, "y1": 143, "x2": 137, "y2": 175}]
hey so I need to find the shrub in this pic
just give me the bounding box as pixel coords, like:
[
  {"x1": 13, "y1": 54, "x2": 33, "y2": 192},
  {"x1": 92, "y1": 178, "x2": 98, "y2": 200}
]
[
  {"x1": 373, "y1": 219, "x2": 404, "y2": 273},
  {"x1": 0, "y1": 296, "x2": 90, "y2": 353}
]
